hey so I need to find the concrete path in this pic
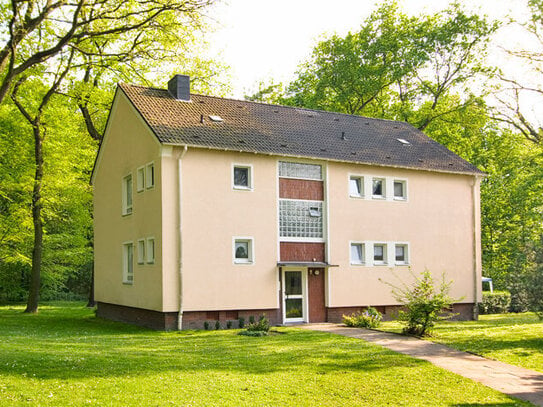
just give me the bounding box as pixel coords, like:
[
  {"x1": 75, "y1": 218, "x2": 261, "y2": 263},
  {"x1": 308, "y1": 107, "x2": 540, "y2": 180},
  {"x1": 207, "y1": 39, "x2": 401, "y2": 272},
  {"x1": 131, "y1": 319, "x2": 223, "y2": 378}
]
[{"x1": 303, "y1": 323, "x2": 543, "y2": 406}]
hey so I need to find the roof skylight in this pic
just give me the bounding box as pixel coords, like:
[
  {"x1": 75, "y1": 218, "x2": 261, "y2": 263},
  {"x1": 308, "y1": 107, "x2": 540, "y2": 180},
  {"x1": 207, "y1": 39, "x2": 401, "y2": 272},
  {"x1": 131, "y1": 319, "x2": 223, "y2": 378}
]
[
  {"x1": 208, "y1": 115, "x2": 223, "y2": 122},
  {"x1": 396, "y1": 138, "x2": 411, "y2": 145}
]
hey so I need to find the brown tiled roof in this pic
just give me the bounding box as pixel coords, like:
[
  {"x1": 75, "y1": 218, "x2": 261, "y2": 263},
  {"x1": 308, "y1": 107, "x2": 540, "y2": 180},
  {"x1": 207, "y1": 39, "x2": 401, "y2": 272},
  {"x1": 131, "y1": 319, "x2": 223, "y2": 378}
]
[{"x1": 119, "y1": 83, "x2": 483, "y2": 175}]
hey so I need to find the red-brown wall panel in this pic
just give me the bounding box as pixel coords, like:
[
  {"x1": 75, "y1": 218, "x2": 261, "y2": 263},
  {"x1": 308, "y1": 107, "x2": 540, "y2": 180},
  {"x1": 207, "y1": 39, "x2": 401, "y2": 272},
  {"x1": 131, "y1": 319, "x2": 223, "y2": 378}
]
[
  {"x1": 280, "y1": 242, "x2": 325, "y2": 262},
  {"x1": 279, "y1": 178, "x2": 324, "y2": 200}
]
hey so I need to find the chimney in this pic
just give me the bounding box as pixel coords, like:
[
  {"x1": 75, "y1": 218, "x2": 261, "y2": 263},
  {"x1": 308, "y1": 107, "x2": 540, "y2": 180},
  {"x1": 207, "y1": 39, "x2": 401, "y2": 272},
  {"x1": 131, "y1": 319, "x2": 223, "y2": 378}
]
[{"x1": 167, "y1": 74, "x2": 190, "y2": 101}]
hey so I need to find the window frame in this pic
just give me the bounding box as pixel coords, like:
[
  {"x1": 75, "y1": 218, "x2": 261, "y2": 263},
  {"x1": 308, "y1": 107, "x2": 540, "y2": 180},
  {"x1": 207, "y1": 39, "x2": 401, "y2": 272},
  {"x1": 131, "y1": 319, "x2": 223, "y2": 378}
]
[
  {"x1": 393, "y1": 178, "x2": 408, "y2": 201},
  {"x1": 372, "y1": 177, "x2": 386, "y2": 199},
  {"x1": 350, "y1": 241, "x2": 365, "y2": 265},
  {"x1": 122, "y1": 174, "x2": 133, "y2": 215},
  {"x1": 136, "y1": 167, "x2": 145, "y2": 192},
  {"x1": 122, "y1": 241, "x2": 134, "y2": 284},
  {"x1": 146, "y1": 237, "x2": 155, "y2": 264},
  {"x1": 232, "y1": 163, "x2": 253, "y2": 191},
  {"x1": 233, "y1": 237, "x2": 254, "y2": 264},
  {"x1": 373, "y1": 243, "x2": 388, "y2": 266},
  {"x1": 394, "y1": 243, "x2": 410, "y2": 265},
  {"x1": 349, "y1": 175, "x2": 364, "y2": 198},
  {"x1": 137, "y1": 239, "x2": 145, "y2": 265},
  {"x1": 145, "y1": 162, "x2": 155, "y2": 189}
]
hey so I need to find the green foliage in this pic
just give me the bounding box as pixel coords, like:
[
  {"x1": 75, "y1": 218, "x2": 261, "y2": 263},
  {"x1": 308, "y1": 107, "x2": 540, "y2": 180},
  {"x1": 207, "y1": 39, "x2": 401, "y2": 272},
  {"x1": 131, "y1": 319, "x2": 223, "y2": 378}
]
[
  {"x1": 246, "y1": 315, "x2": 270, "y2": 332},
  {"x1": 203, "y1": 321, "x2": 209, "y2": 330},
  {"x1": 238, "y1": 317, "x2": 245, "y2": 328},
  {"x1": 478, "y1": 291, "x2": 511, "y2": 314},
  {"x1": 525, "y1": 265, "x2": 543, "y2": 319},
  {"x1": 226, "y1": 320, "x2": 232, "y2": 329},
  {"x1": 215, "y1": 320, "x2": 221, "y2": 330},
  {"x1": 343, "y1": 307, "x2": 383, "y2": 328},
  {"x1": 237, "y1": 330, "x2": 268, "y2": 337},
  {"x1": 249, "y1": 315, "x2": 255, "y2": 324},
  {"x1": 384, "y1": 270, "x2": 458, "y2": 336}
]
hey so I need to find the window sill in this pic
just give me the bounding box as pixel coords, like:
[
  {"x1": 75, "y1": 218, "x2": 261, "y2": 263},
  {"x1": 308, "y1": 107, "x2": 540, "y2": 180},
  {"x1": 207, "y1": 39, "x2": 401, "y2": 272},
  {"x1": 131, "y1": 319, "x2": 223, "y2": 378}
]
[
  {"x1": 146, "y1": 186, "x2": 155, "y2": 190},
  {"x1": 146, "y1": 261, "x2": 155, "y2": 265},
  {"x1": 373, "y1": 262, "x2": 388, "y2": 266},
  {"x1": 395, "y1": 262, "x2": 409, "y2": 266},
  {"x1": 234, "y1": 260, "x2": 253, "y2": 265},
  {"x1": 349, "y1": 194, "x2": 365, "y2": 199},
  {"x1": 393, "y1": 197, "x2": 407, "y2": 201},
  {"x1": 122, "y1": 281, "x2": 133, "y2": 285},
  {"x1": 122, "y1": 211, "x2": 133, "y2": 217},
  {"x1": 233, "y1": 186, "x2": 253, "y2": 191},
  {"x1": 137, "y1": 262, "x2": 144, "y2": 265},
  {"x1": 372, "y1": 196, "x2": 386, "y2": 200},
  {"x1": 350, "y1": 262, "x2": 366, "y2": 266}
]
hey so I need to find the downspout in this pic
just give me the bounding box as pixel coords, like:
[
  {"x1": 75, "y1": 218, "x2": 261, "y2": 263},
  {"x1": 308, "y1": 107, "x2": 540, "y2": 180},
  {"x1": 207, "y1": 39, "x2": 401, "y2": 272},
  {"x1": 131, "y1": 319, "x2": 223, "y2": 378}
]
[
  {"x1": 177, "y1": 145, "x2": 188, "y2": 330},
  {"x1": 471, "y1": 175, "x2": 481, "y2": 320}
]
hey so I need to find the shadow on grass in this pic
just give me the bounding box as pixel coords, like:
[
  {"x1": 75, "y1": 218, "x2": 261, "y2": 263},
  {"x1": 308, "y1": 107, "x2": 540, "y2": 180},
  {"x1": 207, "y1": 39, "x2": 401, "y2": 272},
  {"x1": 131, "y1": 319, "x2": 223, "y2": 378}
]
[{"x1": 0, "y1": 304, "x2": 429, "y2": 380}]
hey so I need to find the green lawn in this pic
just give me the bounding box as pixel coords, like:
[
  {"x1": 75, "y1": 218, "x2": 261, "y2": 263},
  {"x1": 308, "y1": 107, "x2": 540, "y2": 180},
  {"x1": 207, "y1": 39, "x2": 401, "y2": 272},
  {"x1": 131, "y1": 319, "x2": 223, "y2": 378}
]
[
  {"x1": 380, "y1": 313, "x2": 543, "y2": 373},
  {"x1": 0, "y1": 303, "x2": 532, "y2": 406}
]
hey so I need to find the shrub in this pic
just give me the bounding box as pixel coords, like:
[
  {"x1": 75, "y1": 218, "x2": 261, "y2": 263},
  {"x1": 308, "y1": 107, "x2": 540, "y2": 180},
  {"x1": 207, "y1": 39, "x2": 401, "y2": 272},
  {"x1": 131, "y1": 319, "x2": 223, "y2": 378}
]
[
  {"x1": 215, "y1": 321, "x2": 221, "y2": 330},
  {"x1": 382, "y1": 269, "x2": 459, "y2": 337},
  {"x1": 238, "y1": 317, "x2": 245, "y2": 328},
  {"x1": 249, "y1": 315, "x2": 255, "y2": 324},
  {"x1": 478, "y1": 291, "x2": 511, "y2": 314},
  {"x1": 525, "y1": 266, "x2": 543, "y2": 318},
  {"x1": 343, "y1": 307, "x2": 382, "y2": 328},
  {"x1": 226, "y1": 320, "x2": 233, "y2": 329},
  {"x1": 238, "y1": 330, "x2": 267, "y2": 337},
  {"x1": 203, "y1": 321, "x2": 209, "y2": 330},
  {"x1": 246, "y1": 315, "x2": 270, "y2": 332}
]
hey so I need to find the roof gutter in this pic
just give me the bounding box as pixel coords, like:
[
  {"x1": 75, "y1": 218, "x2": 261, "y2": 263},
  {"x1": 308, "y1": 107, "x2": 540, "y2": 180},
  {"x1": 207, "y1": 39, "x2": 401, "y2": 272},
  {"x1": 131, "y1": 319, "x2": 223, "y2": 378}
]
[{"x1": 177, "y1": 145, "x2": 188, "y2": 330}]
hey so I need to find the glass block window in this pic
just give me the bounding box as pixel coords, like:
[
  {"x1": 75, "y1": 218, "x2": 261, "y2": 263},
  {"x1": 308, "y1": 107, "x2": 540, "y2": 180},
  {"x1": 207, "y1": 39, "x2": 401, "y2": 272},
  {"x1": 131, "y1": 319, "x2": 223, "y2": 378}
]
[
  {"x1": 279, "y1": 161, "x2": 322, "y2": 180},
  {"x1": 279, "y1": 200, "x2": 323, "y2": 238}
]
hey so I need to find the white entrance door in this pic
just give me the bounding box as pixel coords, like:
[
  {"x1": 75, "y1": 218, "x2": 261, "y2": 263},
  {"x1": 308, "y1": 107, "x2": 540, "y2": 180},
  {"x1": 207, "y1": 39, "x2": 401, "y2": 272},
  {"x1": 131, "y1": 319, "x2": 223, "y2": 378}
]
[{"x1": 283, "y1": 270, "x2": 305, "y2": 323}]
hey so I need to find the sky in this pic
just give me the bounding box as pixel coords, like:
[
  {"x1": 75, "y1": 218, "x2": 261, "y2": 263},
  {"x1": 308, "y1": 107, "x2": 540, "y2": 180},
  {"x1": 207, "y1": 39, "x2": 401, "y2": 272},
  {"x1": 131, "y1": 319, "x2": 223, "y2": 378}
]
[{"x1": 203, "y1": 0, "x2": 535, "y2": 99}]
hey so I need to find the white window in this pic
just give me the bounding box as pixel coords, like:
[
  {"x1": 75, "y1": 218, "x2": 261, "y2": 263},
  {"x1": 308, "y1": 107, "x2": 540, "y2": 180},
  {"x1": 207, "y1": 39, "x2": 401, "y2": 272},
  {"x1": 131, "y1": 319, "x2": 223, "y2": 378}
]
[
  {"x1": 146, "y1": 237, "x2": 155, "y2": 264},
  {"x1": 373, "y1": 243, "x2": 387, "y2": 265},
  {"x1": 136, "y1": 167, "x2": 145, "y2": 192},
  {"x1": 349, "y1": 176, "x2": 363, "y2": 198},
  {"x1": 146, "y1": 162, "x2": 155, "y2": 189},
  {"x1": 122, "y1": 242, "x2": 134, "y2": 284},
  {"x1": 233, "y1": 164, "x2": 253, "y2": 190},
  {"x1": 395, "y1": 243, "x2": 409, "y2": 265},
  {"x1": 233, "y1": 237, "x2": 254, "y2": 264},
  {"x1": 137, "y1": 239, "x2": 145, "y2": 264},
  {"x1": 372, "y1": 178, "x2": 385, "y2": 199},
  {"x1": 350, "y1": 243, "x2": 365, "y2": 265},
  {"x1": 394, "y1": 180, "x2": 407, "y2": 200},
  {"x1": 122, "y1": 174, "x2": 133, "y2": 215}
]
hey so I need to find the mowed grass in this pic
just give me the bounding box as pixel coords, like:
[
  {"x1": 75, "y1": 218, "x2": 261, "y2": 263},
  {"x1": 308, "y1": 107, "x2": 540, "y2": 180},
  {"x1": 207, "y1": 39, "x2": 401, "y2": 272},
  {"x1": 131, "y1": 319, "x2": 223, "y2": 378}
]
[
  {"x1": 0, "y1": 303, "x2": 532, "y2": 406},
  {"x1": 380, "y1": 313, "x2": 543, "y2": 373}
]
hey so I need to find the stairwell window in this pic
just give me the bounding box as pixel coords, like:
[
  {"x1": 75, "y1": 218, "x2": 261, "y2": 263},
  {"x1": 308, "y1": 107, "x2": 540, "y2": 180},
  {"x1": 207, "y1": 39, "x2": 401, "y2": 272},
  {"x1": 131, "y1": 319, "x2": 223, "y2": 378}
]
[
  {"x1": 136, "y1": 167, "x2": 145, "y2": 192},
  {"x1": 137, "y1": 239, "x2": 145, "y2": 264},
  {"x1": 122, "y1": 242, "x2": 134, "y2": 284},
  {"x1": 122, "y1": 174, "x2": 133, "y2": 215}
]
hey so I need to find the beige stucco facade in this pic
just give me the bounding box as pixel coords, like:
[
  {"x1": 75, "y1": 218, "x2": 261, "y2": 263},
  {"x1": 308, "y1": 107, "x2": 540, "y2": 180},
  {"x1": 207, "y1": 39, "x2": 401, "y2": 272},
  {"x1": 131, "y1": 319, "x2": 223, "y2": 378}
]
[{"x1": 93, "y1": 90, "x2": 482, "y2": 322}]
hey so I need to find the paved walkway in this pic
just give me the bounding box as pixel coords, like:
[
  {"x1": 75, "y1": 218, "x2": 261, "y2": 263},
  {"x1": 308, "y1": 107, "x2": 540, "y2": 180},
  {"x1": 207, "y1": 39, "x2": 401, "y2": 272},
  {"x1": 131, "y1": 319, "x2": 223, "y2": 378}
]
[{"x1": 302, "y1": 323, "x2": 543, "y2": 406}]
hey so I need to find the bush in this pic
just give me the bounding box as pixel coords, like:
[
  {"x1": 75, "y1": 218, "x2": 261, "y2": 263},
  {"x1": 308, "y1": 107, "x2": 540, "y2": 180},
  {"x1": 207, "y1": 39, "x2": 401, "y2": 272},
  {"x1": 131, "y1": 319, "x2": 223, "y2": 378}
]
[
  {"x1": 343, "y1": 307, "x2": 382, "y2": 328},
  {"x1": 246, "y1": 315, "x2": 270, "y2": 332},
  {"x1": 382, "y1": 269, "x2": 459, "y2": 337},
  {"x1": 238, "y1": 330, "x2": 267, "y2": 337},
  {"x1": 478, "y1": 291, "x2": 511, "y2": 314},
  {"x1": 203, "y1": 321, "x2": 209, "y2": 330},
  {"x1": 238, "y1": 317, "x2": 245, "y2": 328},
  {"x1": 525, "y1": 266, "x2": 543, "y2": 318},
  {"x1": 215, "y1": 321, "x2": 221, "y2": 330},
  {"x1": 226, "y1": 320, "x2": 233, "y2": 329}
]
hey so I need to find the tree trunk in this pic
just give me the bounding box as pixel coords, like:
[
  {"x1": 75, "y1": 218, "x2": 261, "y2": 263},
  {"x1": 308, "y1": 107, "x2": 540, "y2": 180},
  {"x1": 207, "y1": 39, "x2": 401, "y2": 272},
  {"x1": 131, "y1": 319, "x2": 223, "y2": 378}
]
[{"x1": 24, "y1": 125, "x2": 44, "y2": 313}]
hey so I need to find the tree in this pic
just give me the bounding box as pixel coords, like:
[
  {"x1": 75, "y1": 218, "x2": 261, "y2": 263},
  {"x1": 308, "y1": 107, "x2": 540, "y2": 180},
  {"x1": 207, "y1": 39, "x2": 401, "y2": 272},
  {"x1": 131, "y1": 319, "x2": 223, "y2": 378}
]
[
  {"x1": 259, "y1": 1, "x2": 496, "y2": 133},
  {"x1": 0, "y1": 0, "x2": 227, "y2": 312}
]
